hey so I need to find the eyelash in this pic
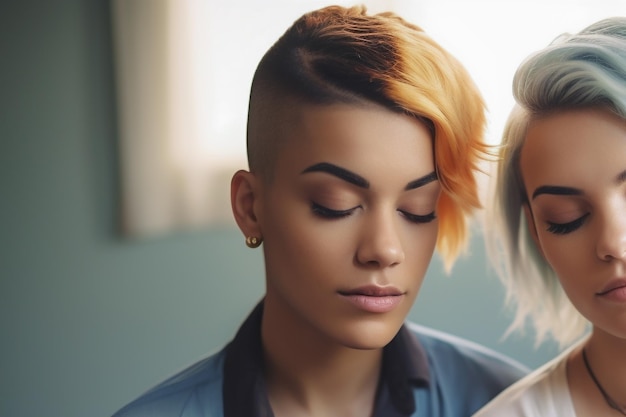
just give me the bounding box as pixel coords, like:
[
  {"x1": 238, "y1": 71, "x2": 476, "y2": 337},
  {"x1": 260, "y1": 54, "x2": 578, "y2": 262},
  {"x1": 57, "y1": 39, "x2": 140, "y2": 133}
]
[
  {"x1": 546, "y1": 213, "x2": 590, "y2": 235},
  {"x1": 311, "y1": 203, "x2": 357, "y2": 219},
  {"x1": 400, "y1": 210, "x2": 437, "y2": 224},
  {"x1": 311, "y1": 203, "x2": 436, "y2": 224}
]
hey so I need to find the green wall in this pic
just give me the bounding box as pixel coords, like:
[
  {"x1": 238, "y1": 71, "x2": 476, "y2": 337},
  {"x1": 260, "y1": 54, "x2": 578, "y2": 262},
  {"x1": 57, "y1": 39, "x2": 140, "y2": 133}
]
[{"x1": 0, "y1": 1, "x2": 559, "y2": 416}]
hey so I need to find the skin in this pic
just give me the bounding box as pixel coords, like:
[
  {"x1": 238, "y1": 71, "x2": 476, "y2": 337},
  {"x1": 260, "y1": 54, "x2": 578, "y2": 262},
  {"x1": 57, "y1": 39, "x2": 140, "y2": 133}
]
[
  {"x1": 232, "y1": 100, "x2": 440, "y2": 417},
  {"x1": 520, "y1": 108, "x2": 626, "y2": 416}
]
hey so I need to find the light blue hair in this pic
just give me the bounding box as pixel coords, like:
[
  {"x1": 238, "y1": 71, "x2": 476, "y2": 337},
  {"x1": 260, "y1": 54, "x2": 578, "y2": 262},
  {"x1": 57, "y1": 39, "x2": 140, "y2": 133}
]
[{"x1": 485, "y1": 17, "x2": 626, "y2": 347}]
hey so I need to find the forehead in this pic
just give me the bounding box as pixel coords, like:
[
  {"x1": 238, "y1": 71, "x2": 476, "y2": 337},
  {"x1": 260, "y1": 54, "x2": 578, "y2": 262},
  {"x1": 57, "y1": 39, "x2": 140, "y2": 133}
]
[
  {"x1": 520, "y1": 109, "x2": 626, "y2": 188},
  {"x1": 271, "y1": 101, "x2": 435, "y2": 184}
]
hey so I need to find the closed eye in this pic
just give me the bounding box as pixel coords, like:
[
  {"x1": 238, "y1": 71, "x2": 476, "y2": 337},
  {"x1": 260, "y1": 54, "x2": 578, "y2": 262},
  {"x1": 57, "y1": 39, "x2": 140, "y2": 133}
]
[
  {"x1": 311, "y1": 202, "x2": 360, "y2": 219},
  {"x1": 400, "y1": 210, "x2": 436, "y2": 224},
  {"x1": 546, "y1": 213, "x2": 589, "y2": 235}
]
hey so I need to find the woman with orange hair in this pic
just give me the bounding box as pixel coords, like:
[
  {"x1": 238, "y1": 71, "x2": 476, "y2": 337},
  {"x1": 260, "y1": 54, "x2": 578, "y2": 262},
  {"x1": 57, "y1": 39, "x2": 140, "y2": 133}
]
[{"x1": 113, "y1": 5, "x2": 526, "y2": 417}]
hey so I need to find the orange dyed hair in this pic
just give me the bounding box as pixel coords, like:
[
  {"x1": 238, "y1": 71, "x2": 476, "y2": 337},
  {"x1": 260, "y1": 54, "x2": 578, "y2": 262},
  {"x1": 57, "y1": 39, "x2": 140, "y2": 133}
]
[{"x1": 247, "y1": 5, "x2": 489, "y2": 269}]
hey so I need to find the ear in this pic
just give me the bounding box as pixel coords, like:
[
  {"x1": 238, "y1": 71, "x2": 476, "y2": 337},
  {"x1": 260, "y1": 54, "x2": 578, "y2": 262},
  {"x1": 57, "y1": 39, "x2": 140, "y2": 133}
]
[
  {"x1": 231, "y1": 170, "x2": 263, "y2": 239},
  {"x1": 522, "y1": 203, "x2": 545, "y2": 259}
]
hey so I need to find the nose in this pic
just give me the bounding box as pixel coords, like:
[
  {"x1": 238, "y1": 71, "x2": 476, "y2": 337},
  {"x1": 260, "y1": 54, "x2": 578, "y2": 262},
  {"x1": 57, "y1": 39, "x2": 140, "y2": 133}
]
[
  {"x1": 356, "y1": 211, "x2": 405, "y2": 268},
  {"x1": 596, "y1": 207, "x2": 626, "y2": 262}
]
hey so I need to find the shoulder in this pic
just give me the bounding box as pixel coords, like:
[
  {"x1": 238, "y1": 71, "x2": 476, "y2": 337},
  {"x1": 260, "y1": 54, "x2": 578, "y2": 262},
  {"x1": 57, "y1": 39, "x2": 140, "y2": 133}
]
[
  {"x1": 406, "y1": 322, "x2": 530, "y2": 415},
  {"x1": 472, "y1": 350, "x2": 574, "y2": 417},
  {"x1": 406, "y1": 321, "x2": 529, "y2": 415},
  {"x1": 407, "y1": 322, "x2": 529, "y2": 384},
  {"x1": 112, "y1": 348, "x2": 226, "y2": 417}
]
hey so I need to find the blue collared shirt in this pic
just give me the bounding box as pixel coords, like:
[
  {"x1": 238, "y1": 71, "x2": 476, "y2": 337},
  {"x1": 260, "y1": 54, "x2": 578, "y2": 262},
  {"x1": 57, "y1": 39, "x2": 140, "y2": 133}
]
[{"x1": 113, "y1": 302, "x2": 528, "y2": 417}]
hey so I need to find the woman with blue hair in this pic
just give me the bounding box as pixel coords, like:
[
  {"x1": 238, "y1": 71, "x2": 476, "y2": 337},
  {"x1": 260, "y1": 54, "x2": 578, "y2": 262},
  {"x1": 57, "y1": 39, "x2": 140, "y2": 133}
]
[{"x1": 475, "y1": 17, "x2": 626, "y2": 417}]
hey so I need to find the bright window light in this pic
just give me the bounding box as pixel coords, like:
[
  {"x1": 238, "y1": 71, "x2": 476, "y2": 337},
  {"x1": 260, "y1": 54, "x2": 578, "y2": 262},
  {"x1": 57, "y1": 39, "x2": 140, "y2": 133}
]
[{"x1": 112, "y1": 0, "x2": 625, "y2": 237}]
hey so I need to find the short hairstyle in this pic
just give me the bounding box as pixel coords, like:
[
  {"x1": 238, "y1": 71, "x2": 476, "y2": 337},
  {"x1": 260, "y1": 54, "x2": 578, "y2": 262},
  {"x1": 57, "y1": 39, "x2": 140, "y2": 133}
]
[
  {"x1": 485, "y1": 17, "x2": 626, "y2": 347},
  {"x1": 247, "y1": 5, "x2": 489, "y2": 269}
]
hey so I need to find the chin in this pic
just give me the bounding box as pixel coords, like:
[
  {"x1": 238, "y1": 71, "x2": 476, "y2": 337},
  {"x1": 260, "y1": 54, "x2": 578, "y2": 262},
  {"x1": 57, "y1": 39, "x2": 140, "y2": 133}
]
[{"x1": 337, "y1": 318, "x2": 403, "y2": 350}]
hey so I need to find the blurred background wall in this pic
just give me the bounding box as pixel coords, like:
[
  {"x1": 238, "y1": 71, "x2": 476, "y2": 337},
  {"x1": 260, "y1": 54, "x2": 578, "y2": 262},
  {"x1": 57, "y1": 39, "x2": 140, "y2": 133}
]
[{"x1": 0, "y1": 1, "x2": 561, "y2": 416}]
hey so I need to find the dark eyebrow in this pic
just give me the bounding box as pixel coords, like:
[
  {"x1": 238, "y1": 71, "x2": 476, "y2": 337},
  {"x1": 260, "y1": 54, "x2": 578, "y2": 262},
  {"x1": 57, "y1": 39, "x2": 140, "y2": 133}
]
[
  {"x1": 405, "y1": 171, "x2": 438, "y2": 190},
  {"x1": 301, "y1": 162, "x2": 369, "y2": 188},
  {"x1": 301, "y1": 162, "x2": 438, "y2": 191},
  {"x1": 532, "y1": 169, "x2": 626, "y2": 200},
  {"x1": 531, "y1": 185, "x2": 582, "y2": 200}
]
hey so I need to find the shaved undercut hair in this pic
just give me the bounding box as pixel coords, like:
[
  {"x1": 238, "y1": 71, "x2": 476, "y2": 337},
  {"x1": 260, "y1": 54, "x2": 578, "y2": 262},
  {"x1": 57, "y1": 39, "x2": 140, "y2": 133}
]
[{"x1": 246, "y1": 5, "x2": 489, "y2": 269}]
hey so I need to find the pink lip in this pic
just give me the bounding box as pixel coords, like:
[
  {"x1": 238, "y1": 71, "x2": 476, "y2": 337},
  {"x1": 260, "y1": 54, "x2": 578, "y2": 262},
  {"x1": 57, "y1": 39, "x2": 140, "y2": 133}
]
[
  {"x1": 338, "y1": 285, "x2": 405, "y2": 313},
  {"x1": 597, "y1": 278, "x2": 626, "y2": 302}
]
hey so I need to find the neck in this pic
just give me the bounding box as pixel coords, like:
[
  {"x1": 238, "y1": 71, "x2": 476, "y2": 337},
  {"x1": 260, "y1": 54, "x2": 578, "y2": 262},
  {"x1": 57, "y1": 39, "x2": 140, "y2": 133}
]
[
  {"x1": 584, "y1": 330, "x2": 626, "y2": 410},
  {"x1": 261, "y1": 294, "x2": 383, "y2": 417},
  {"x1": 568, "y1": 329, "x2": 626, "y2": 417}
]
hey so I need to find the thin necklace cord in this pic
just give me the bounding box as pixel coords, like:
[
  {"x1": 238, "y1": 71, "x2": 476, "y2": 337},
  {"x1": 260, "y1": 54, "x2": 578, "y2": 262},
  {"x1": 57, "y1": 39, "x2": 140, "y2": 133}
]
[{"x1": 581, "y1": 348, "x2": 626, "y2": 416}]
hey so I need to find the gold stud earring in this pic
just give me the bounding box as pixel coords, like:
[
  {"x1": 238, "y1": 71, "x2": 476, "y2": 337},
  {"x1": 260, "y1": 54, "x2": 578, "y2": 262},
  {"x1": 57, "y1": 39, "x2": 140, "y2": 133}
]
[{"x1": 245, "y1": 236, "x2": 262, "y2": 248}]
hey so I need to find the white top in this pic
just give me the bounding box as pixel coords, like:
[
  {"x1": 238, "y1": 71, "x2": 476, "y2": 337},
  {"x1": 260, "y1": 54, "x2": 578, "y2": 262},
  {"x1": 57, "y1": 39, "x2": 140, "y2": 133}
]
[{"x1": 472, "y1": 342, "x2": 581, "y2": 417}]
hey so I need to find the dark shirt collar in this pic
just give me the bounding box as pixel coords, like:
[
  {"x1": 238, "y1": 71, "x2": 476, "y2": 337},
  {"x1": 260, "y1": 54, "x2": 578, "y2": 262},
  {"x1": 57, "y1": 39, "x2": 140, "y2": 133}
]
[{"x1": 223, "y1": 300, "x2": 429, "y2": 417}]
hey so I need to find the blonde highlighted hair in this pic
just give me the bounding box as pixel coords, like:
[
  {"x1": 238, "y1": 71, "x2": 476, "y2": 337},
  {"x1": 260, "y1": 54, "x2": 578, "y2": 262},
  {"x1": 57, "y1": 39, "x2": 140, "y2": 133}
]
[
  {"x1": 247, "y1": 5, "x2": 489, "y2": 269},
  {"x1": 485, "y1": 17, "x2": 626, "y2": 347}
]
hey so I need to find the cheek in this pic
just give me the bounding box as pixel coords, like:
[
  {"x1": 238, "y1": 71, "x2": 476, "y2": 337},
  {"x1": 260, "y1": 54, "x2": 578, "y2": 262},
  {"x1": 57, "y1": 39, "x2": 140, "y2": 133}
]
[
  {"x1": 539, "y1": 235, "x2": 588, "y2": 286},
  {"x1": 404, "y1": 223, "x2": 439, "y2": 266},
  {"x1": 540, "y1": 239, "x2": 568, "y2": 272},
  {"x1": 539, "y1": 240, "x2": 587, "y2": 308},
  {"x1": 263, "y1": 210, "x2": 353, "y2": 274},
  {"x1": 415, "y1": 224, "x2": 438, "y2": 251}
]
